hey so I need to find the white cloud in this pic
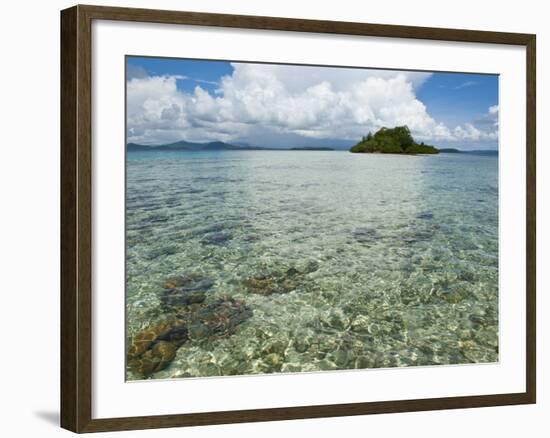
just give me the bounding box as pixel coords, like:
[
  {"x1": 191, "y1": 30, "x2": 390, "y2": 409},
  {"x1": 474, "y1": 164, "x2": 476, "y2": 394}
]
[
  {"x1": 446, "y1": 105, "x2": 498, "y2": 142},
  {"x1": 454, "y1": 81, "x2": 477, "y2": 89},
  {"x1": 453, "y1": 123, "x2": 484, "y2": 141},
  {"x1": 126, "y1": 64, "x2": 497, "y2": 146}
]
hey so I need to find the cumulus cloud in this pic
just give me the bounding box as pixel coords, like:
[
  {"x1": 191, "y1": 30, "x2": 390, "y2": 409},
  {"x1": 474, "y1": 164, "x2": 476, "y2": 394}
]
[
  {"x1": 126, "y1": 63, "x2": 498, "y2": 147},
  {"x1": 450, "y1": 105, "x2": 499, "y2": 142}
]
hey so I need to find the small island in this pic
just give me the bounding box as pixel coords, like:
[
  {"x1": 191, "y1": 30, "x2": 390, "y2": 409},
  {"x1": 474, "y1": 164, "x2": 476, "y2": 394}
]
[{"x1": 350, "y1": 126, "x2": 439, "y2": 155}]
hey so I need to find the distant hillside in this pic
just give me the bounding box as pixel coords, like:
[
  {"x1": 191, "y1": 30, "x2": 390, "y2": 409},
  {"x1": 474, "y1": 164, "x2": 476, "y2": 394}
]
[
  {"x1": 466, "y1": 150, "x2": 498, "y2": 156},
  {"x1": 290, "y1": 147, "x2": 334, "y2": 151},
  {"x1": 128, "y1": 140, "x2": 340, "y2": 152},
  {"x1": 127, "y1": 140, "x2": 269, "y2": 152},
  {"x1": 438, "y1": 148, "x2": 498, "y2": 155},
  {"x1": 439, "y1": 148, "x2": 461, "y2": 153},
  {"x1": 350, "y1": 126, "x2": 439, "y2": 155}
]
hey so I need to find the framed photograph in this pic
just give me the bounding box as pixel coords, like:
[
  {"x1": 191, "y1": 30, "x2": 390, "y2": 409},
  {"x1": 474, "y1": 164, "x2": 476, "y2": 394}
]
[{"x1": 60, "y1": 4, "x2": 536, "y2": 433}]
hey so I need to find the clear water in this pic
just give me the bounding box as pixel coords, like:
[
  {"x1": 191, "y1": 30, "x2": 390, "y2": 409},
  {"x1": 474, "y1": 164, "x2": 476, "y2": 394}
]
[{"x1": 126, "y1": 150, "x2": 498, "y2": 380}]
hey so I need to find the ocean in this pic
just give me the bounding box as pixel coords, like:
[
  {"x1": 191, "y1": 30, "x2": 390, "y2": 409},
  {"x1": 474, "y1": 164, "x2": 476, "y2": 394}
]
[{"x1": 126, "y1": 150, "x2": 498, "y2": 380}]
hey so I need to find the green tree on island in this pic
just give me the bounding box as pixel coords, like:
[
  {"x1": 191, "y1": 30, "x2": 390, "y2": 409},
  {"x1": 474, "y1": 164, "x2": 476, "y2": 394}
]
[{"x1": 350, "y1": 126, "x2": 439, "y2": 154}]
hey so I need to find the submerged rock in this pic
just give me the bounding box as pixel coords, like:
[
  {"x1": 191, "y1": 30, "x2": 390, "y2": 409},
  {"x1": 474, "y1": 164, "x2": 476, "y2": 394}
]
[
  {"x1": 285, "y1": 267, "x2": 301, "y2": 277},
  {"x1": 127, "y1": 319, "x2": 189, "y2": 377},
  {"x1": 352, "y1": 227, "x2": 380, "y2": 243},
  {"x1": 243, "y1": 275, "x2": 276, "y2": 295},
  {"x1": 201, "y1": 231, "x2": 232, "y2": 245},
  {"x1": 161, "y1": 274, "x2": 213, "y2": 309},
  {"x1": 243, "y1": 262, "x2": 318, "y2": 296},
  {"x1": 128, "y1": 297, "x2": 253, "y2": 378},
  {"x1": 161, "y1": 273, "x2": 214, "y2": 311},
  {"x1": 293, "y1": 337, "x2": 311, "y2": 353},
  {"x1": 187, "y1": 298, "x2": 253, "y2": 341},
  {"x1": 243, "y1": 274, "x2": 297, "y2": 295},
  {"x1": 187, "y1": 320, "x2": 211, "y2": 340},
  {"x1": 400, "y1": 228, "x2": 434, "y2": 244},
  {"x1": 437, "y1": 284, "x2": 471, "y2": 304},
  {"x1": 161, "y1": 289, "x2": 207, "y2": 309},
  {"x1": 243, "y1": 234, "x2": 261, "y2": 242},
  {"x1": 127, "y1": 319, "x2": 188, "y2": 358},
  {"x1": 457, "y1": 269, "x2": 476, "y2": 282},
  {"x1": 303, "y1": 260, "x2": 320, "y2": 274},
  {"x1": 129, "y1": 341, "x2": 178, "y2": 377},
  {"x1": 416, "y1": 212, "x2": 434, "y2": 220},
  {"x1": 163, "y1": 272, "x2": 209, "y2": 289},
  {"x1": 439, "y1": 289, "x2": 465, "y2": 304},
  {"x1": 181, "y1": 278, "x2": 215, "y2": 292}
]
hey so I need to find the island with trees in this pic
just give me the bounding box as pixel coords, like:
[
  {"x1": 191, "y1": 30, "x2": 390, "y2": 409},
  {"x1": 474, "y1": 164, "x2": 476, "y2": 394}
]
[{"x1": 349, "y1": 126, "x2": 439, "y2": 155}]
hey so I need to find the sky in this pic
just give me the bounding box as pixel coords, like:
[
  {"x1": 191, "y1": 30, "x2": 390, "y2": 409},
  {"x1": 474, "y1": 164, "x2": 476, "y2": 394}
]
[{"x1": 126, "y1": 56, "x2": 499, "y2": 150}]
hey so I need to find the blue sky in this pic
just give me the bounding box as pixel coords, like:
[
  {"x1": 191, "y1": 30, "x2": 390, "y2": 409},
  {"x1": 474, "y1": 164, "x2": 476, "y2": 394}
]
[
  {"x1": 127, "y1": 58, "x2": 232, "y2": 95},
  {"x1": 416, "y1": 73, "x2": 498, "y2": 129},
  {"x1": 126, "y1": 57, "x2": 499, "y2": 150}
]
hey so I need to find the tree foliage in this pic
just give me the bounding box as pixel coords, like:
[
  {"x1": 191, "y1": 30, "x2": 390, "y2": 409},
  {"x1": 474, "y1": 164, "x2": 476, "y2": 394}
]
[{"x1": 350, "y1": 126, "x2": 439, "y2": 155}]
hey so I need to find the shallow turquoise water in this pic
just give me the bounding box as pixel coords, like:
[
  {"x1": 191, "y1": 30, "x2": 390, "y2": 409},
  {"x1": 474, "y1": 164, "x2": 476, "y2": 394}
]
[{"x1": 126, "y1": 150, "x2": 498, "y2": 380}]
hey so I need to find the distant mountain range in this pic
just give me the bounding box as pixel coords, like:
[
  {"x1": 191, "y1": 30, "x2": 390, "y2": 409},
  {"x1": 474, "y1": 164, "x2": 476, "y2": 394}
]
[
  {"x1": 289, "y1": 147, "x2": 334, "y2": 151},
  {"x1": 127, "y1": 140, "x2": 336, "y2": 152},
  {"x1": 127, "y1": 140, "x2": 495, "y2": 155},
  {"x1": 438, "y1": 148, "x2": 461, "y2": 153},
  {"x1": 439, "y1": 148, "x2": 498, "y2": 155},
  {"x1": 127, "y1": 140, "x2": 272, "y2": 152}
]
